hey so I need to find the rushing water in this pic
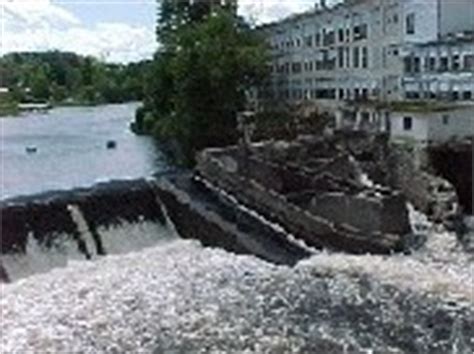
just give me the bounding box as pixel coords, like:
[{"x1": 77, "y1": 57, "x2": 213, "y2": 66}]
[
  {"x1": 0, "y1": 103, "x2": 167, "y2": 199},
  {"x1": 2, "y1": 237, "x2": 473, "y2": 353}
]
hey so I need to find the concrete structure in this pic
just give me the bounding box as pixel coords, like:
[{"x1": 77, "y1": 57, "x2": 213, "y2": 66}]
[
  {"x1": 257, "y1": 0, "x2": 474, "y2": 143},
  {"x1": 197, "y1": 137, "x2": 411, "y2": 254},
  {"x1": 390, "y1": 104, "x2": 474, "y2": 144}
]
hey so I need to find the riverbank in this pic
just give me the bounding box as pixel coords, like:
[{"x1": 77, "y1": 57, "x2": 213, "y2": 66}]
[{"x1": 0, "y1": 101, "x2": 19, "y2": 117}]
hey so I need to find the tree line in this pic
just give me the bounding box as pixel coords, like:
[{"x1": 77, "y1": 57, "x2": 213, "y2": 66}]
[
  {"x1": 0, "y1": 51, "x2": 150, "y2": 105},
  {"x1": 133, "y1": 0, "x2": 269, "y2": 164}
]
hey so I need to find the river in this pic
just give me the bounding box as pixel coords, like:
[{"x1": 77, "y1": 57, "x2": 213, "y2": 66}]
[{"x1": 1, "y1": 103, "x2": 167, "y2": 199}]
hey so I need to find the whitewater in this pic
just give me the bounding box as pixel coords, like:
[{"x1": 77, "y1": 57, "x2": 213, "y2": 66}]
[{"x1": 2, "y1": 223, "x2": 473, "y2": 353}]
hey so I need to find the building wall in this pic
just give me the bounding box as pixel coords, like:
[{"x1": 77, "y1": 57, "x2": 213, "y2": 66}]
[
  {"x1": 390, "y1": 106, "x2": 474, "y2": 143},
  {"x1": 402, "y1": 0, "x2": 439, "y2": 43},
  {"x1": 439, "y1": 0, "x2": 474, "y2": 36},
  {"x1": 260, "y1": 0, "x2": 474, "y2": 107},
  {"x1": 390, "y1": 112, "x2": 429, "y2": 142},
  {"x1": 427, "y1": 107, "x2": 474, "y2": 142}
]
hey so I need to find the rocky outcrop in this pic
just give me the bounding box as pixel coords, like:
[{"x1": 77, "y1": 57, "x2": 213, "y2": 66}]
[
  {"x1": 429, "y1": 142, "x2": 472, "y2": 215},
  {"x1": 387, "y1": 144, "x2": 459, "y2": 223}
]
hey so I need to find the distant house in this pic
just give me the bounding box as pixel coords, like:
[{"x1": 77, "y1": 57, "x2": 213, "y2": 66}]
[
  {"x1": 0, "y1": 87, "x2": 9, "y2": 94},
  {"x1": 334, "y1": 101, "x2": 474, "y2": 145},
  {"x1": 390, "y1": 104, "x2": 474, "y2": 145}
]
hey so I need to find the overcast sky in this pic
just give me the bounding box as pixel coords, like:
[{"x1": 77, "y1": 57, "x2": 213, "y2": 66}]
[{"x1": 0, "y1": 0, "x2": 338, "y2": 63}]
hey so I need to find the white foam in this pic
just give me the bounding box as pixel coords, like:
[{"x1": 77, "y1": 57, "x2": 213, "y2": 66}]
[{"x1": 1, "y1": 239, "x2": 472, "y2": 353}]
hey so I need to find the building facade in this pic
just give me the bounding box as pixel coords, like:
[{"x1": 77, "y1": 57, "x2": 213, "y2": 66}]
[{"x1": 258, "y1": 0, "x2": 474, "y2": 143}]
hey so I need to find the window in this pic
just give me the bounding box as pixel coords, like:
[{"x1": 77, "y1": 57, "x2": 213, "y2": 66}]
[
  {"x1": 291, "y1": 62, "x2": 302, "y2": 73},
  {"x1": 323, "y1": 31, "x2": 335, "y2": 46},
  {"x1": 338, "y1": 47, "x2": 345, "y2": 68},
  {"x1": 413, "y1": 57, "x2": 420, "y2": 73},
  {"x1": 353, "y1": 24, "x2": 368, "y2": 41},
  {"x1": 452, "y1": 91, "x2": 459, "y2": 101},
  {"x1": 440, "y1": 57, "x2": 449, "y2": 71},
  {"x1": 393, "y1": 14, "x2": 399, "y2": 24},
  {"x1": 361, "y1": 88, "x2": 369, "y2": 100},
  {"x1": 405, "y1": 91, "x2": 420, "y2": 99},
  {"x1": 315, "y1": 33, "x2": 321, "y2": 47},
  {"x1": 464, "y1": 55, "x2": 474, "y2": 71},
  {"x1": 428, "y1": 57, "x2": 436, "y2": 71},
  {"x1": 362, "y1": 47, "x2": 368, "y2": 68},
  {"x1": 338, "y1": 29, "x2": 345, "y2": 42},
  {"x1": 404, "y1": 57, "x2": 412, "y2": 73},
  {"x1": 442, "y1": 115, "x2": 450, "y2": 125},
  {"x1": 339, "y1": 89, "x2": 345, "y2": 99},
  {"x1": 353, "y1": 47, "x2": 360, "y2": 68},
  {"x1": 403, "y1": 117, "x2": 413, "y2": 131},
  {"x1": 463, "y1": 91, "x2": 472, "y2": 100},
  {"x1": 452, "y1": 55, "x2": 460, "y2": 71},
  {"x1": 354, "y1": 88, "x2": 360, "y2": 99},
  {"x1": 406, "y1": 13, "x2": 415, "y2": 35}
]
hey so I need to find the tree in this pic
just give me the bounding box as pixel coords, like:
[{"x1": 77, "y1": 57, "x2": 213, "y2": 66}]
[
  {"x1": 30, "y1": 66, "x2": 50, "y2": 101},
  {"x1": 1, "y1": 52, "x2": 148, "y2": 105},
  {"x1": 140, "y1": 3, "x2": 269, "y2": 164}
]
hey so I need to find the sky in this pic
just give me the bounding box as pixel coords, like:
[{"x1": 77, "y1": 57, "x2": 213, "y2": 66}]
[{"x1": 0, "y1": 0, "x2": 338, "y2": 63}]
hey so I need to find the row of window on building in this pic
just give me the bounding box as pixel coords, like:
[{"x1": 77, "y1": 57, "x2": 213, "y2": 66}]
[
  {"x1": 263, "y1": 86, "x2": 473, "y2": 102},
  {"x1": 405, "y1": 90, "x2": 473, "y2": 101},
  {"x1": 263, "y1": 87, "x2": 375, "y2": 101},
  {"x1": 271, "y1": 46, "x2": 370, "y2": 74},
  {"x1": 271, "y1": 23, "x2": 369, "y2": 51},
  {"x1": 269, "y1": 9, "x2": 420, "y2": 52},
  {"x1": 404, "y1": 54, "x2": 474, "y2": 73}
]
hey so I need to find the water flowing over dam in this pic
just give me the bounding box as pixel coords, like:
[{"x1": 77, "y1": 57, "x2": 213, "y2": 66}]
[{"x1": 1, "y1": 174, "x2": 473, "y2": 353}]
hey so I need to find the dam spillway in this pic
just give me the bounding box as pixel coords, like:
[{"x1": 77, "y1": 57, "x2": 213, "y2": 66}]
[{"x1": 0, "y1": 175, "x2": 311, "y2": 282}]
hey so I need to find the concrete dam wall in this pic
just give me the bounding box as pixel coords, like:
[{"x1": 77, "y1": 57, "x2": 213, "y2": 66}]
[{"x1": 0, "y1": 175, "x2": 310, "y2": 282}]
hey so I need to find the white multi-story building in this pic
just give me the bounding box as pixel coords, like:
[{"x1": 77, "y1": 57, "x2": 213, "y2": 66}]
[{"x1": 258, "y1": 0, "x2": 474, "y2": 144}]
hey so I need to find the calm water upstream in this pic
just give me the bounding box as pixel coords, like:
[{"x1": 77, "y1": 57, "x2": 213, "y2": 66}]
[{"x1": 0, "y1": 103, "x2": 167, "y2": 199}]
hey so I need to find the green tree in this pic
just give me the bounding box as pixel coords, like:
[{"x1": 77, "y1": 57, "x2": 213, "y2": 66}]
[
  {"x1": 30, "y1": 66, "x2": 50, "y2": 101},
  {"x1": 141, "y1": 1, "x2": 268, "y2": 164}
]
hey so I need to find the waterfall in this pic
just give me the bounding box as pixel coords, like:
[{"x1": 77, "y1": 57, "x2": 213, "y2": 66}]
[{"x1": 0, "y1": 180, "x2": 178, "y2": 282}]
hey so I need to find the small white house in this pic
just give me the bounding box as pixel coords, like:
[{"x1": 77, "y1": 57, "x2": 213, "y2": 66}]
[
  {"x1": 0, "y1": 87, "x2": 9, "y2": 94},
  {"x1": 390, "y1": 104, "x2": 474, "y2": 145}
]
